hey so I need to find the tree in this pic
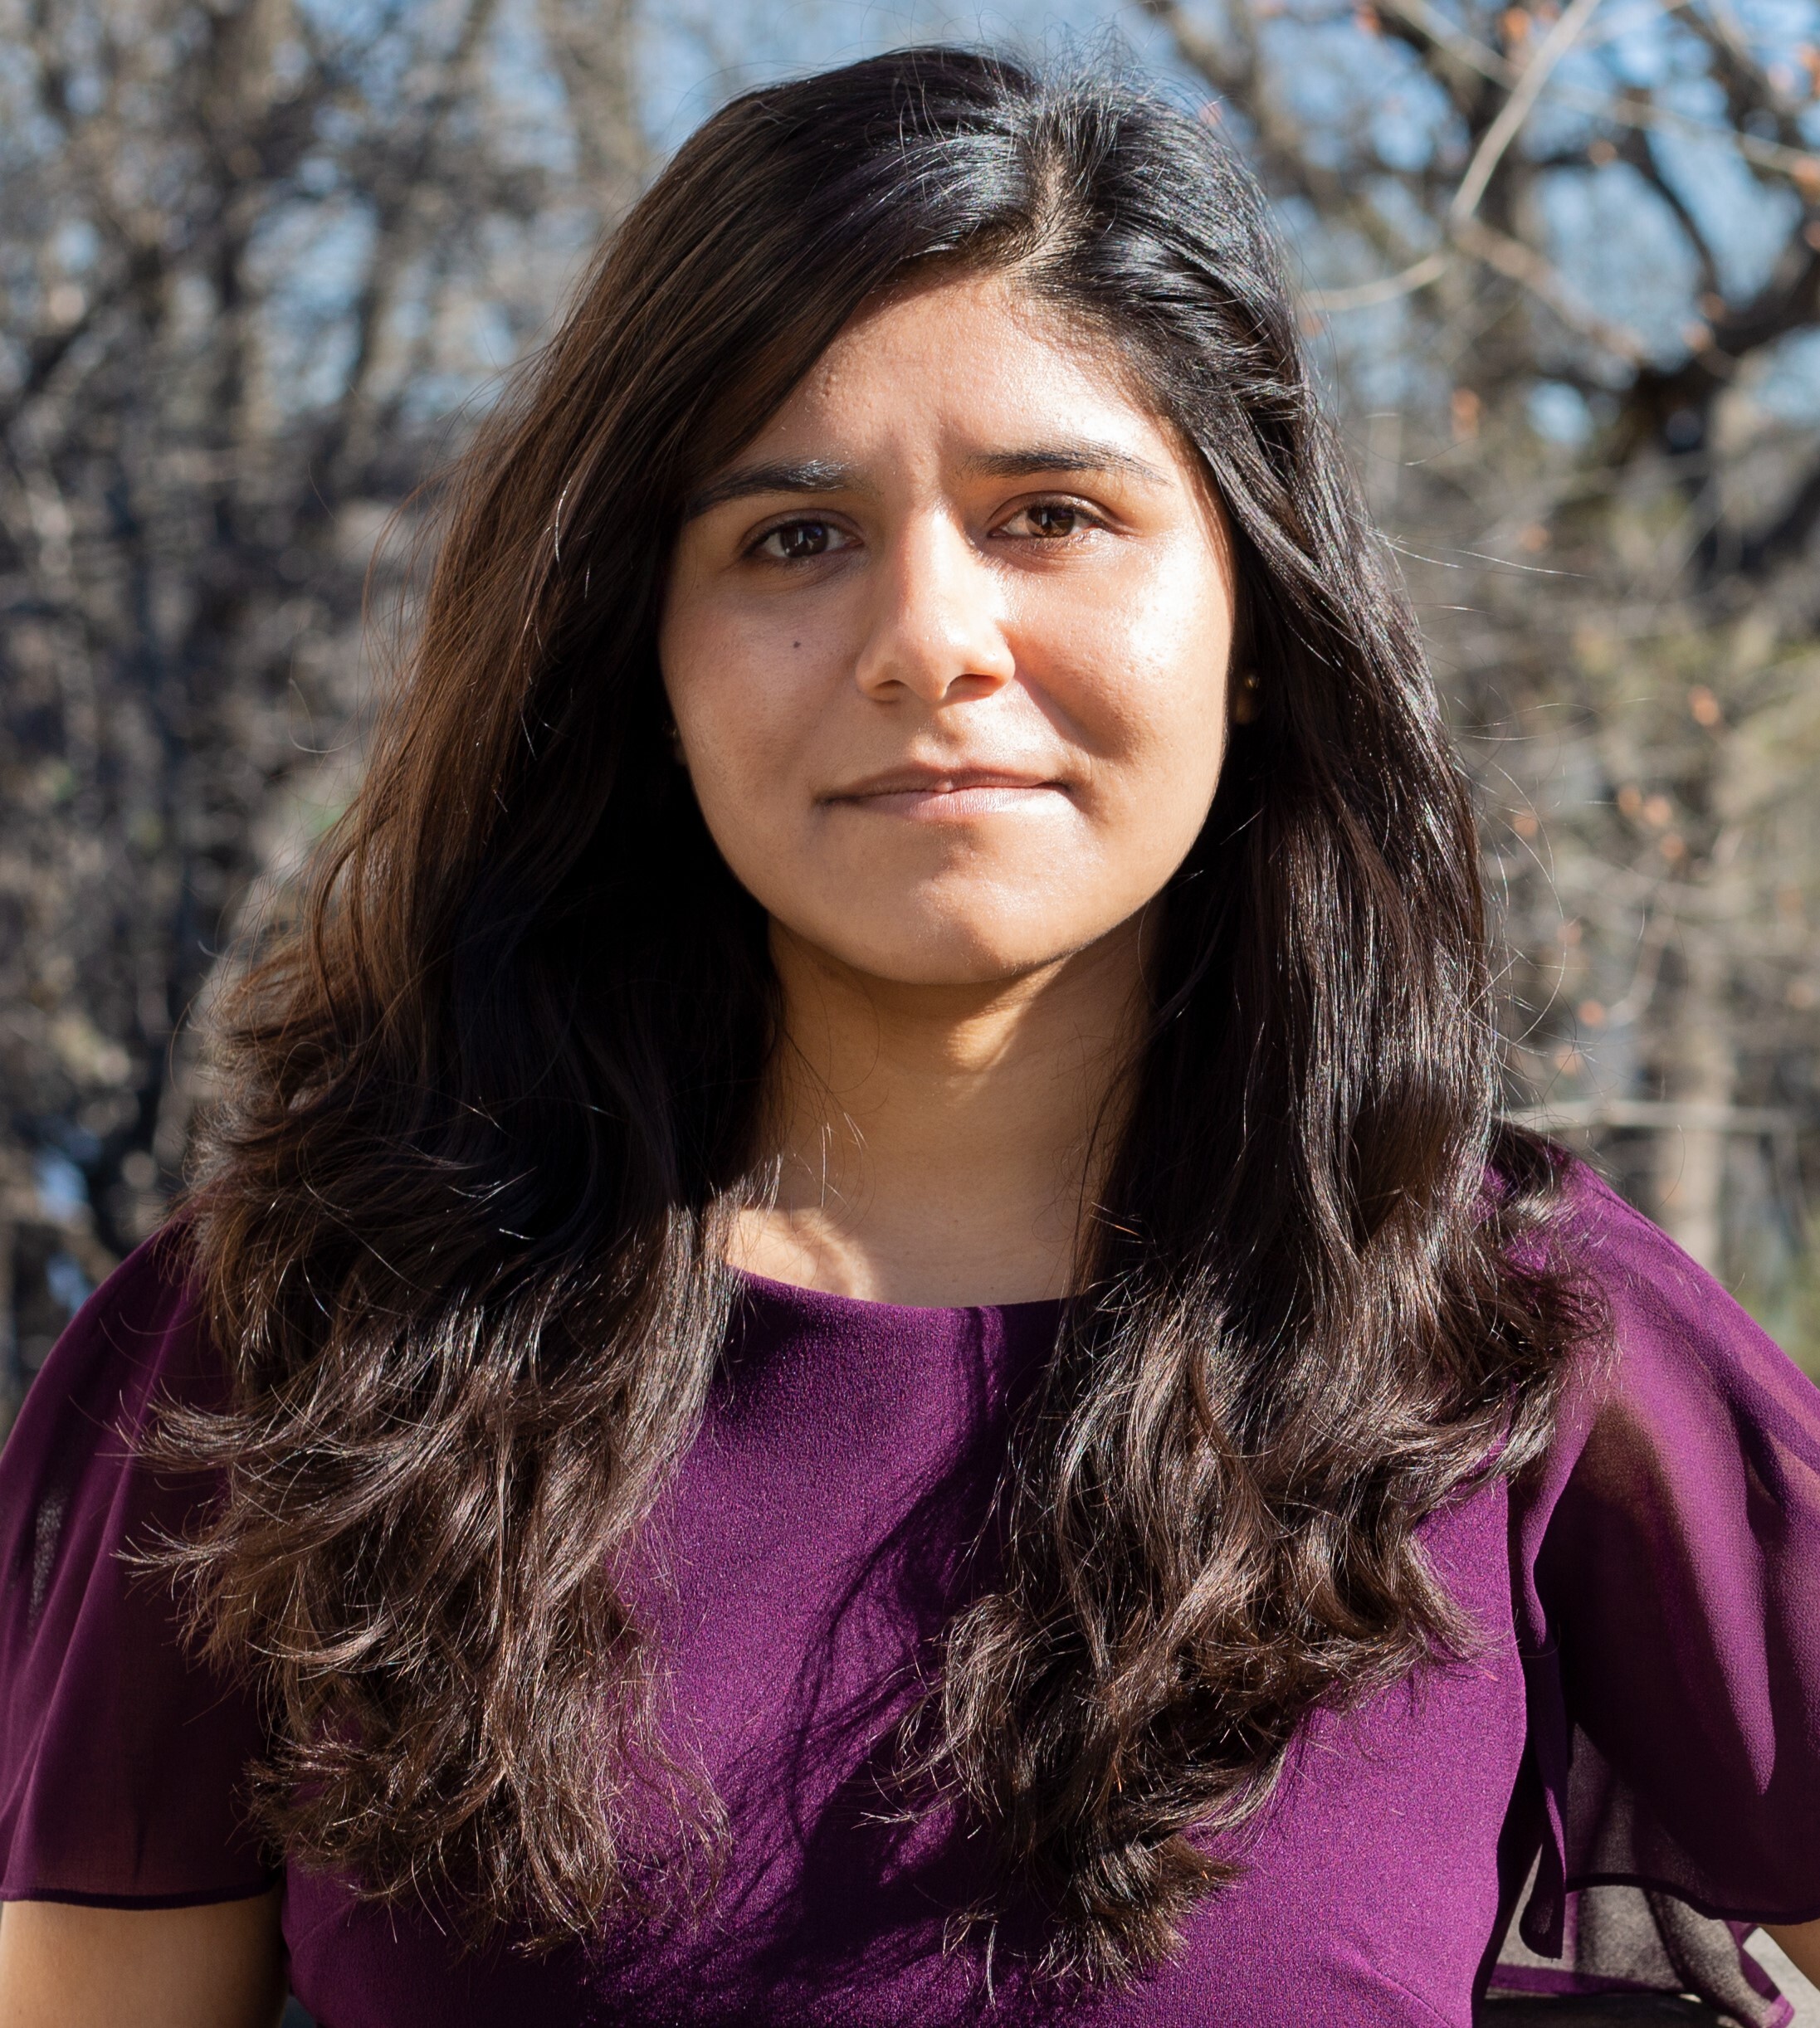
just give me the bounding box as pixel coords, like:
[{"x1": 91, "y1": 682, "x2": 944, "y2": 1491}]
[
  {"x1": 1140, "y1": 0, "x2": 1820, "y2": 1359},
  {"x1": 0, "y1": 0, "x2": 647, "y2": 1423},
  {"x1": 7, "y1": 0, "x2": 1820, "y2": 1427}
]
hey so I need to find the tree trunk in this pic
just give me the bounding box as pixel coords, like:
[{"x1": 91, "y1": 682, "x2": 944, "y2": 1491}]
[{"x1": 1652, "y1": 929, "x2": 1733, "y2": 1274}]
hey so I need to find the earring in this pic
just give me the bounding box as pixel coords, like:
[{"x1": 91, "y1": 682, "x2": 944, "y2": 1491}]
[
  {"x1": 1232, "y1": 668, "x2": 1262, "y2": 724},
  {"x1": 665, "y1": 719, "x2": 686, "y2": 766}
]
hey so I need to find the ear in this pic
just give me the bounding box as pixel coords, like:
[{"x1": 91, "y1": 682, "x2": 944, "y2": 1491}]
[{"x1": 1230, "y1": 667, "x2": 1261, "y2": 725}]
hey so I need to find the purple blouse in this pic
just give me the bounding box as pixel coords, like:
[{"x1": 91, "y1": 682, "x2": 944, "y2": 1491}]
[{"x1": 2, "y1": 1168, "x2": 1818, "y2": 2026}]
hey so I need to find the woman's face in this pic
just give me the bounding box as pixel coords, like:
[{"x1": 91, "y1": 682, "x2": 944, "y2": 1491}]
[{"x1": 659, "y1": 268, "x2": 1239, "y2": 987}]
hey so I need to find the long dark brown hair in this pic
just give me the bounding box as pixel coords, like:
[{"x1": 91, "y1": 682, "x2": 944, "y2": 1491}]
[{"x1": 158, "y1": 45, "x2": 1586, "y2": 1981}]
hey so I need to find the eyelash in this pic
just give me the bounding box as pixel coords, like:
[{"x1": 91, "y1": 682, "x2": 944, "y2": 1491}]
[{"x1": 744, "y1": 496, "x2": 1110, "y2": 562}]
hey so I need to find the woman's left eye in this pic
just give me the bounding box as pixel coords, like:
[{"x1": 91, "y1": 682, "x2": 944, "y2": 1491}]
[{"x1": 1003, "y1": 502, "x2": 1099, "y2": 540}]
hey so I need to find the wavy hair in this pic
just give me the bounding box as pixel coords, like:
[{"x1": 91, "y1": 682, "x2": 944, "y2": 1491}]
[{"x1": 157, "y1": 46, "x2": 1586, "y2": 1982}]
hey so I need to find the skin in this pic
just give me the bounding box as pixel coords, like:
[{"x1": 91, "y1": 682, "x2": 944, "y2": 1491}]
[
  {"x1": 6, "y1": 266, "x2": 1816, "y2": 2016},
  {"x1": 0, "y1": 1892, "x2": 285, "y2": 2026},
  {"x1": 662, "y1": 268, "x2": 1240, "y2": 1304}
]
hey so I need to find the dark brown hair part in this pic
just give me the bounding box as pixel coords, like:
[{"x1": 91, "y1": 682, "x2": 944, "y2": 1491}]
[{"x1": 154, "y1": 44, "x2": 1589, "y2": 1982}]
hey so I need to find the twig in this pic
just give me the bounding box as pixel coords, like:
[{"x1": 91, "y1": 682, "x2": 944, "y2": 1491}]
[
  {"x1": 1509, "y1": 1098, "x2": 1806, "y2": 1131},
  {"x1": 1450, "y1": 0, "x2": 1607, "y2": 224},
  {"x1": 1311, "y1": 0, "x2": 1623, "y2": 330},
  {"x1": 1382, "y1": 0, "x2": 1820, "y2": 178},
  {"x1": 1309, "y1": 251, "x2": 1449, "y2": 310},
  {"x1": 1450, "y1": 215, "x2": 1650, "y2": 360}
]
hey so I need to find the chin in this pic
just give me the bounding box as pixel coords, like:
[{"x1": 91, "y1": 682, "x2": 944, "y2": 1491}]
[{"x1": 807, "y1": 914, "x2": 1100, "y2": 989}]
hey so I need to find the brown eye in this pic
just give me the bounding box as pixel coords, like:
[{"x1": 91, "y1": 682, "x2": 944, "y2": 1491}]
[
  {"x1": 756, "y1": 519, "x2": 846, "y2": 560},
  {"x1": 1006, "y1": 501, "x2": 1097, "y2": 540}
]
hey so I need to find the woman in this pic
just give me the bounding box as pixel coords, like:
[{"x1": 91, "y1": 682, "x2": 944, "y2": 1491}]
[{"x1": 0, "y1": 46, "x2": 1815, "y2": 2028}]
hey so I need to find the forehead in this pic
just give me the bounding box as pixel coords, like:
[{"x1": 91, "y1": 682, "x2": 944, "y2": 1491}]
[{"x1": 741, "y1": 268, "x2": 1181, "y2": 465}]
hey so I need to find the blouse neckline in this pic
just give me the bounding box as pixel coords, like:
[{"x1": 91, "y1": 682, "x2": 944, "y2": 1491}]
[{"x1": 728, "y1": 1263, "x2": 1067, "y2": 1323}]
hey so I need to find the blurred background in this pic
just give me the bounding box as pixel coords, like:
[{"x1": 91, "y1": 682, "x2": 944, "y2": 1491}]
[{"x1": 4, "y1": 0, "x2": 1820, "y2": 1430}]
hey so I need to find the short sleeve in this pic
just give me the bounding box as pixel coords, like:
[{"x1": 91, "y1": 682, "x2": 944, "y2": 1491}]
[
  {"x1": 1499, "y1": 1168, "x2": 1820, "y2": 2021},
  {"x1": 0, "y1": 1233, "x2": 276, "y2": 1906}
]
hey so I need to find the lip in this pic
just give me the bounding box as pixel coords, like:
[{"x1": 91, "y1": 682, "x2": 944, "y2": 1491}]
[{"x1": 822, "y1": 765, "x2": 1070, "y2": 820}]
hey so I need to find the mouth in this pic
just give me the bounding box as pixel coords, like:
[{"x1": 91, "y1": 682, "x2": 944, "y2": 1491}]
[{"x1": 823, "y1": 765, "x2": 1071, "y2": 820}]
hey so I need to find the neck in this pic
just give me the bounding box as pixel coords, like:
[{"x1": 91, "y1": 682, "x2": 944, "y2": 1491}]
[{"x1": 729, "y1": 917, "x2": 1149, "y2": 1305}]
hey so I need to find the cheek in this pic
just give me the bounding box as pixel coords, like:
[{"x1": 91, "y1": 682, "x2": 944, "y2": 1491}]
[
  {"x1": 1086, "y1": 698, "x2": 1227, "y2": 909},
  {"x1": 1034, "y1": 563, "x2": 1232, "y2": 840},
  {"x1": 660, "y1": 607, "x2": 832, "y2": 859}
]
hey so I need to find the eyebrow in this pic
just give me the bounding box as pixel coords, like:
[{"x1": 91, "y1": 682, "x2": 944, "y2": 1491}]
[
  {"x1": 683, "y1": 460, "x2": 857, "y2": 519},
  {"x1": 682, "y1": 440, "x2": 1169, "y2": 519},
  {"x1": 964, "y1": 441, "x2": 1169, "y2": 485}
]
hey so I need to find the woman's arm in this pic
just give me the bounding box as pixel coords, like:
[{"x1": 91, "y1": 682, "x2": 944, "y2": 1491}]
[
  {"x1": 0, "y1": 1889, "x2": 285, "y2": 2028},
  {"x1": 1765, "y1": 1918, "x2": 1820, "y2": 1991}
]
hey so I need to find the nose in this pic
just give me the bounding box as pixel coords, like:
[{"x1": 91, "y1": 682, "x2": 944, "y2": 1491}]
[{"x1": 851, "y1": 514, "x2": 1017, "y2": 705}]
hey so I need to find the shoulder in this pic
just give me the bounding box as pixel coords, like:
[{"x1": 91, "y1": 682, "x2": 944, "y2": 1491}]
[
  {"x1": 2, "y1": 1227, "x2": 218, "y2": 1489},
  {"x1": 0, "y1": 1224, "x2": 275, "y2": 1905},
  {"x1": 1549, "y1": 1161, "x2": 1820, "y2": 1463},
  {"x1": 1505, "y1": 1166, "x2": 1820, "y2": 1959},
  {"x1": 52, "y1": 1221, "x2": 201, "y2": 1357},
  {"x1": 1510, "y1": 1159, "x2": 1820, "y2": 1598},
  {"x1": 0, "y1": 1224, "x2": 224, "y2": 1596}
]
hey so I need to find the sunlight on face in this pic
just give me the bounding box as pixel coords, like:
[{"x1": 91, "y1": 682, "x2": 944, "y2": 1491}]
[{"x1": 659, "y1": 268, "x2": 1238, "y2": 987}]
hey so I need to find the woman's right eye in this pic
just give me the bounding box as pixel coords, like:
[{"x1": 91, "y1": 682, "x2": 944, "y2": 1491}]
[{"x1": 752, "y1": 519, "x2": 851, "y2": 562}]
